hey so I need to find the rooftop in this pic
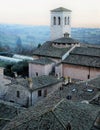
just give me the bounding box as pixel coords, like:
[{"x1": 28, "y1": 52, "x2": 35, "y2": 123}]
[
  {"x1": 2, "y1": 76, "x2": 100, "y2": 130},
  {"x1": 3, "y1": 99, "x2": 99, "y2": 130},
  {"x1": 53, "y1": 37, "x2": 79, "y2": 44},
  {"x1": 86, "y1": 76, "x2": 100, "y2": 89},
  {"x1": 11, "y1": 75, "x2": 61, "y2": 91},
  {"x1": 30, "y1": 75, "x2": 61, "y2": 91},
  {"x1": 0, "y1": 100, "x2": 24, "y2": 129},
  {"x1": 51, "y1": 7, "x2": 72, "y2": 12},
  {"x1": 29, "y1": 57, "x2": 54, "y2": 65},
  {"x1": 62, "y1": 54, "x2": 100, "y2": 68},
  {"x1": 33, "y1": 41, "x2": 71, "y2": 59},
  {"x1": 71, "y1": 47, "x2": 100, "y2": 57}
]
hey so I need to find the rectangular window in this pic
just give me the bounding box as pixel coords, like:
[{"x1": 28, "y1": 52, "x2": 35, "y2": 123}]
[
  {"x1": 36, "y1": 72, "x2": 38, "y2": 76},
  {"x1": 38, "y1": 90, "x2": 42, "y2": 97},
  {"x1": 88, "y1": 75, "x2": 90, "y2": 79},
  {"x1": 17, "y1": 91, "x2": 20, "y2": 98},
  {"x1": 44, "y1": 89, "x2": 47, "y2": 97},
  {"x1": 10, "y1": 100, "x2": 14, "y2": 103}
]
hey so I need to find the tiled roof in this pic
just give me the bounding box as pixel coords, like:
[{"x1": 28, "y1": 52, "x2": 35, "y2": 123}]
[
  {"x1": 62, "y1": 54, "x2": 100, "y2": 68},
  {"x1": 87, "y1": 76, "x2": 100, "y2": 89},
  {"x1": 14, "y1": 75, "x2": 61, "y2": 91},
  {"x1": 33, "y1": 42, "x2": 71, "y2": 58},
  {"x1": 51, "y1": 7, "x2": 72, "y2": 12},
  {"x1": 3, "y1": 99, "x2": 99, "y2": 130},
  {"x1": 3, "y1": 77, "x2": 100, "y2": 130},
  {"x1": 0, "y1": 100, "x2": 23, "y2": 129},
  {"x1": 71, "y1": 47, "x2": 100, "y2": 57},
  {"x1": 53, "y1": 100, "x2": 99, "y2": 130},
  {"x1": 31, "y1": 75, "x2": 61, "y2": 91},
  {"x1": 29, "y1": 57, "x2": 54, "y2": 65},
  {"x1": 53, "y1": 37, "x2": 79, "y2": 44}
]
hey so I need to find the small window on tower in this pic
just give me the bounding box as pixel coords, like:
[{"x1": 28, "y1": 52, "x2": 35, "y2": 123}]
[
  {"x1": 65, "y1": 17, "x2": 67, "y2": 25},
  {"x1": 58, "y1": 17, "x2": 61, "y2": 25},
  {"x1": 53, "y1": 17, "x2": 56, "y2": 25},
  {"x1": 68, "y1": 17, "x2": 70, "y2": 25}
]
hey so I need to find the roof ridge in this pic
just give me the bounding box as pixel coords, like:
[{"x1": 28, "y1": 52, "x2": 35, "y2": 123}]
[
  {"x1": 51, "y1": 7, "x2": 72, "y2": 12},
  {"x1": 52, "y1": 99, "x2": 64, "y2": 111},
  {"x1": 51, "y1": 110, "x2": 66, "y2": 130}
]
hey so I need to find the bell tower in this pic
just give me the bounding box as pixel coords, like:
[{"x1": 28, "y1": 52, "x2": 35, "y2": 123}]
[{"x1": 50, "y1": 7, "x2": 72, "y2": 40}]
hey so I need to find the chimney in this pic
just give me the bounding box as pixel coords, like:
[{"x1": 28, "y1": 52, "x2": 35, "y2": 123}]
[
  {"x1": 28, "y1": 78, "x2": 33, "y2": 89},
  {"x1": 94, "y1": 116, "x2": 100, "y2": 128},
  {"x1": 14, "y1": 72, "x2": 18, "y2": 78}
]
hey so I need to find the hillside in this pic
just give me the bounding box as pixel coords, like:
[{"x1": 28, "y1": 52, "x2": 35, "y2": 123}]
[{"x1": 0, "y1": 24, "x2": 100, "y2": 49}]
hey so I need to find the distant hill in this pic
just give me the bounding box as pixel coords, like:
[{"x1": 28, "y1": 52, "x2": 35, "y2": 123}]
[
  {"x1": 72, "y1": 28, "x2": 100, "y2": 45},
  {"x1": 0, "y1": 24, "x2": 100, "y2": 49}
]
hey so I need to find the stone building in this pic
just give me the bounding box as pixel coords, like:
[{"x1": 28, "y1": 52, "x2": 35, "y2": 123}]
[
  {"x1": 0, "y1": 67, "x2": 11, "y2": 99},
  {"x1": 30, "y1": 7, "x2": 80, "y2": 79},
  {"x1": 31, "y1": 37, "x2": 80, "y2": 78},
  {"x1": 62, "y1": 47, "x2": 100, "y2": 80},
  {"x1": 31, "y1": 7, "x2": 100, "y2": 81},
  {"x1": 29, "y1": 57, "x2": 55, "y2": 78},
  {"x1": 4, "y1": 75, "x2": 62, "y2": 107}
]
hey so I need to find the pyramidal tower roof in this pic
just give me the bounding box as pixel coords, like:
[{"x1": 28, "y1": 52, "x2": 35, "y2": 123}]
[{"x1": 51, "y1": 7, "x2": 72, "y2": 12}]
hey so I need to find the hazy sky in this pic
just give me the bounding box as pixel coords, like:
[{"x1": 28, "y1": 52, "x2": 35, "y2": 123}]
[{"x1": 0, "y1": 0, "x2": 100, "y2": 27}]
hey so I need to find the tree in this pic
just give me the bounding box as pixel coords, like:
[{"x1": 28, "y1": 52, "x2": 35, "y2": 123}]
[
  {"x1": 11, "y1": 61, "x2": 28, "y2": 77},
  {"x1": 15, "y1": 37, "x2": 23, "y2": 53},
  {"x1": 37, "y1": 43, "x2": 41, "y2": 48},
  {"x1": 4, "y1": 63, "x2": 15, "y2": 77}
]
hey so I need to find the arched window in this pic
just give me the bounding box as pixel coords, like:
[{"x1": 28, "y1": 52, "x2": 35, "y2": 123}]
[
  {"x1": 68, "y1": 17, "x2": 70, "y2": 25},
  {"x1": 65, "y1": 17, "x2": 67, "y2": 25},
  {"x1": 58, "y1": 17, "x2": 61, "y2": 25},
  {"x1": 53, "y1": 17, "x2": 56, "y2": 25}
]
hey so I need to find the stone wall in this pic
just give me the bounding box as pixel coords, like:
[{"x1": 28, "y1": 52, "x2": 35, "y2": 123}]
[
  {"x1": 5, "y1": 84, "x2": 30, "y2": 107},
  {"x1": 63, "y1": 64, "x2": 100, "y2": 80},
  {"x1": 0, "y1": 67, "x2": 11, "y2": 99},
  {"x1": 29, "y1": 63, "x2": 54, "y2": 78},
  {"x1": 55, "y1": 64, "x2": 62, "y2": 78},
  {"x1": 31, "y1": 82, "x2": 62, "y2": 105},
  {"x1": 29, "y1": 63, "x2": 45, "y2": 77},
  {"x1": 4, "y1": 80, "x2": 62, "y2": 107}
]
